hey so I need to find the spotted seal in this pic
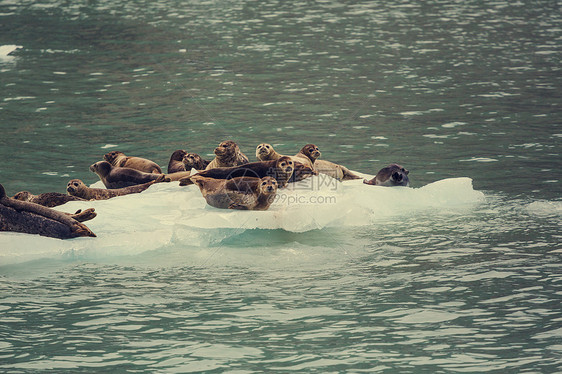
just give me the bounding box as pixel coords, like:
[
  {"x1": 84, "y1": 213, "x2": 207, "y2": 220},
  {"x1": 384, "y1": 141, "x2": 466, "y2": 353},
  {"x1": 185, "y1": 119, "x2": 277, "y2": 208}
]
[
  {"x1": 255, "y1": 143, "x2": 316, "y2": 182},
  {"x1": 67, "y1": 175, "x2": 167, "y2": 200},
  {"x1": 180, "y1": 156, "x2": 296, "y2": 188},
  {"x1": 167, "y1": 150, "x2": 188, "y2": 173},
  {"x1": 205, "y1": 140, "x2": 249, "y2": 170},
  {"x1": 12, "y1": 191, "x2": 86, "y2": 207},
  {"x1": 294, "y1": 144, "x2": 321, "y2": 168},
  {"x1": 184, "y1": 152, "x2": 211, "y2": 170},
  {"x1": 293, "y1": 144, "x2": 360, "y2": 181},
  {"x1": 0, "y1": 184, "x2": 96, "y2": 239},
  {"x1": 191, "y1": 176, "x2": 278, "y2": 210},
  {"x1": 90, "y1": 161, "x2": 163, "y2": 189},
  {"x1": 104, "y1": 151, "x2": 162, "y2": 174}
]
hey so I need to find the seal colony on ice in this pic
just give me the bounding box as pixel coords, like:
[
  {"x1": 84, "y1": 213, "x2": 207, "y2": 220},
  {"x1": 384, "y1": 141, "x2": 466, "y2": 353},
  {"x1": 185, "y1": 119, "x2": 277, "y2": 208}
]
[{"x1": 1, "y1": 140, "x2": 409, "y2": 239}]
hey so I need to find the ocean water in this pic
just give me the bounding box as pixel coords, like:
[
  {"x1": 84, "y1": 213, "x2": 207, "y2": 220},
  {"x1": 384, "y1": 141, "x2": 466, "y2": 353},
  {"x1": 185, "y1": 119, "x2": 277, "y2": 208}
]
[{"x1": 1, "y1": 0, "x2": 561, "y2": 372}]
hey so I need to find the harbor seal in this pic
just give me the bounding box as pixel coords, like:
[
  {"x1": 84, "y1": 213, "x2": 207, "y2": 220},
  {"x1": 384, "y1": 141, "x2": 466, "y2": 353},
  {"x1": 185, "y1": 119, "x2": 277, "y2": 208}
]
[
  {"x1": 0, "y1": 184, "x2": 96, "y2": 239},
  {"x1": 165, "y1": 171, "x2": 193, "y2": 181},
  {"x1": 180, "y1": 156, "x2": 296, "y2": 188},
  {"x1": 184, "y1": 152, "x2": 211, "y2": 170},
  {"x1": 67, "y1": 175, "x2": 167, "y2": 200},
  {"x1": 104, "y1": 151, "x2": 162, "y2": 174},
  {"x1": 295, "y1": 144, "x2": 321, "y2": 167},
  {"x1": 12, "y1": 191, "x2": 86, "y2": 207},
  {"x1": 363, "y1": 164, "x2": 410, "y2": 187},
  {"x1": 205, "y1": 140, "x2": 249, "y2": 170},
  {"x1": 256, "y1": 143, "x2": 283, "y2": 161},
  {"x1": 167, "y1": 150, "x2": 188, "y2": 173},
  {"x1": 90, "y1": 161, "x2": 163, "y2": 189},
  {"x1": 292, "y1": 144, "x2": 360, "y2": 181},
  {"x1": 191, "y1": 175, "x2": 278, "y2": 210},
  {"x1": 256, "y1": 143, "x2": 316, "y2": 182},
  {"x1": 314, "y1": 159, "x2": 362, "y2": 181}
]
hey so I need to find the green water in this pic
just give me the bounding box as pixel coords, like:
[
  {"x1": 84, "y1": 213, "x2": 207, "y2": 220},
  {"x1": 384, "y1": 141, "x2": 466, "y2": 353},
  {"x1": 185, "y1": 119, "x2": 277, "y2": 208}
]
[{"x1": 1, "y1": 0, "x2": 561, "y2": 372}]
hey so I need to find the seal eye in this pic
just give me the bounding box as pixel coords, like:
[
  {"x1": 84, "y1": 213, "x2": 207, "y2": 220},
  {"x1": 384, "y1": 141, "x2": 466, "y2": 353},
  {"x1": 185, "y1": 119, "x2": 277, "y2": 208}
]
[
  {"x1": 266, "y1": 145, "x2": 270, "y2": 148},
  {"x1": 261, "y1": 182, "x2": 267, "y2": 186}
]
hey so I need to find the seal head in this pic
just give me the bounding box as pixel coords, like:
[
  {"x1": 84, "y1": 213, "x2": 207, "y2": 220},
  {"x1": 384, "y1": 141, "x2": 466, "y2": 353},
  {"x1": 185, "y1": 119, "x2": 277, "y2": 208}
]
[
  {"x1": 205, "y1": 140, "x2": 249, "y2": 169},
  {"x1": 299, "y1": 144, "x2": 321, "y2": 163},
  {"x1": 256, "y1": 143, "x2": 281, "y2": 161},
  {"x1": 364, "y1": 164, "x2": 410, "y2": 187},
  {"x1": 168, "y1": 150, "x2": 188, "y2": 173},
  {"x1": 184, "y1": 152, "x2": 210, "y2": 170}
]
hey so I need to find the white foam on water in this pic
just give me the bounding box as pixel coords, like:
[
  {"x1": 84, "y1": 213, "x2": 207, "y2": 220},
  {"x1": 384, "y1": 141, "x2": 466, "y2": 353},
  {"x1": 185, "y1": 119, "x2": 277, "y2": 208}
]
[
  {"x1": 0, "y1": 174, "x2": 486, "y2": 265},
  {"x1": 526, "y1": 200, "x2": 562, "y2": 218}
]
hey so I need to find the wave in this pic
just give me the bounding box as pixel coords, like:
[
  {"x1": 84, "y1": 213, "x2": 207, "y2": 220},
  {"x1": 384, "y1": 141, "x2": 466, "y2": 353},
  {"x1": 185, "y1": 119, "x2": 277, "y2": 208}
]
[{"x1": 0, "y1": 175, "x2": 485, "y2": 266}]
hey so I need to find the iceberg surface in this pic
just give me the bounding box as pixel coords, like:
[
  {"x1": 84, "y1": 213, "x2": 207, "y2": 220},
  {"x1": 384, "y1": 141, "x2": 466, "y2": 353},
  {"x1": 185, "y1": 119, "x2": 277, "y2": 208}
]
[{"x1": 0, "y1": 174, "x2": 484, "y2": 265}]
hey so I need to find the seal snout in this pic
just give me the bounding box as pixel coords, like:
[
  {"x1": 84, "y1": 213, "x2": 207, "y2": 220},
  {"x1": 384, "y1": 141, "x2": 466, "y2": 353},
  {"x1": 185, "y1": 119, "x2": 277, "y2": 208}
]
[{"x1": 392, "y1": 171, "x2": 403, "y2": 182}]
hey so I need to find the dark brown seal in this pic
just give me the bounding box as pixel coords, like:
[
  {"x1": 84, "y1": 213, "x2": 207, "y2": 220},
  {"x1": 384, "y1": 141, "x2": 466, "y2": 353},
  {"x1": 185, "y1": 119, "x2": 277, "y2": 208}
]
[
  {"x1": 12, "y1": 191, "x2": 86, "y2": 207},
  {"x1": 363, "y1": 164, "x2": 410, "y2": 187},
  {"x1": 180, "y1": 156, "x2": 296, "y2": 188},
  {"x1": 104, "y1": 150, "x2": 162, "y2": 174},
  {"x1": 0, "y1": 184, "x2": 96, "y2": 239},
  {"x1": 167, "y1": 150, "x2": 188, "y2": 173},
  {"x1": 205, "y1": 140, "x2": 249, "y2": 170},
  {"x1": 90, "y1": 161, "x2": 163, "y2": 189},
  {"x1": 191, "y1": 176, "x2": 278, "y2": 210},
  {"x1": 184, "y1": 153, "x2": 211, "y2": 170},
  {"x1": 163, "y1": 171, "x2": 191, "y2": 181},
  {"x1": 67, "y1": 175, "x2": 167, "y2": 200}
]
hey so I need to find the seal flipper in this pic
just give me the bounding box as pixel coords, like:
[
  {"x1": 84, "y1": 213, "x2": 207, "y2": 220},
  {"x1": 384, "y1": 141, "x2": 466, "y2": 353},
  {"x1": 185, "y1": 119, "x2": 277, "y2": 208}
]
[
  {"x1": 228, "y1": 203, "x2": 249, "y2": 210},
  {"x1": 69, "y1": 208, "x2": 97, "y2": 222}
]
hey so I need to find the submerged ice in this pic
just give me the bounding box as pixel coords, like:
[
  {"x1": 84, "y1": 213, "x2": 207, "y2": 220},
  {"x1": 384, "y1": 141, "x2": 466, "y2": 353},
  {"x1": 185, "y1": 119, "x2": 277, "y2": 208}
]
[{"x1": 0, "y1": 174, "x2": 485, "y2": 265}]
